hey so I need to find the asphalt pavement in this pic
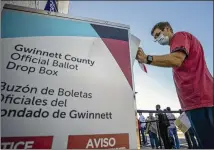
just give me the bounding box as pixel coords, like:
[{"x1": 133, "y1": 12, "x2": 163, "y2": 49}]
[{"x1": 140, "y1": 135, "x2": 188, "y2": 149}]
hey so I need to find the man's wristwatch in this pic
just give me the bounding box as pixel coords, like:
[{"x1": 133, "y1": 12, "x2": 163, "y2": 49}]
[{"x1": 146, "y1": 55, "x2": 153, "y2": 64}]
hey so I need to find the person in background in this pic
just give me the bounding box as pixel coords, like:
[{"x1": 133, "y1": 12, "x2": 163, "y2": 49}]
[
  {"x1": 139, "y1": 113, "x2": 147, "y2": 145},
  {"x1": 155, "y1": 105, "x2": 172, "y2": 149},
  {"x1": 144, "y1": 119, "x2": 148, "y2": 144},
  {"x1": 145, "y1": 113, "x2": 159, "y2": 149},
  {"x1": 138, "y1": 118, "x2": 142, "y2": 146},
  {"x1": 163, "y1": 108, "x2": 174, "y2": 148},
  {"x1": 166, "y1": 107, "x2": 180, "y2": 149},
  {"x1": 136, "y1": 21, "x2": 214, "y2": 148}
]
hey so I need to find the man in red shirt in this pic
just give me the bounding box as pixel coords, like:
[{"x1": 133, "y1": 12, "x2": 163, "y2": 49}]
[{"x1": 136, "y1": 21, "x2": 214, "y2": 148}]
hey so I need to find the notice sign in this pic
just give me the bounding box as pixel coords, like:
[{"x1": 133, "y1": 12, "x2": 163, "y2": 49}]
[
  {"x1": 67, "y1": 133, "x2": 129, "y2": 149},
  {"x1": 1, "y1": 136, "x2": 53, "y2": 149},
  {"x1": 1, "y1": 6, "x2": 137, "y2": 149}
]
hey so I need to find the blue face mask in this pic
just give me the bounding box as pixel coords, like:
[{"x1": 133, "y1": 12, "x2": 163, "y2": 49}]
[{"x1": 156, "y1": 33, "x2": 169, "y2": 45}]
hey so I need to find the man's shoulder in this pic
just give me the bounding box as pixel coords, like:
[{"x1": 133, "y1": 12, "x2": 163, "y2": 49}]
[
  {"x1": 171, "y1": 31, "x2": 193, "y2": 42},
  {"x1": 140, "y1": 115, "x2": 145, "y2": 119},
  {"x1": 172, "y1": 113, "x2": 176, "y2": 118},
  {"x1": 174, "y1": 31, "x2": 192, "y2": 36},
  {"x1": 170, "y1": 31, "x2": 194, "y2": 50},
  {"x1": 166, "y1": 113, "x2": 170, "y2": 118},
  {"x1": 167, "y1": 113, "x2": 175, "y2": 119}
]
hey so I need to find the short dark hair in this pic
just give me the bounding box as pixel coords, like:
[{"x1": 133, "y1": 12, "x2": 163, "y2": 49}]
[
  {"x1": 166, "y1": 107, "x2": 171, "y2": 111},
  {"x1": 156, "y1": 104, "x2": 161, "y2": 108},
  {"x1": 151, "y1": 21, "x2": 173, "y2": 36}
]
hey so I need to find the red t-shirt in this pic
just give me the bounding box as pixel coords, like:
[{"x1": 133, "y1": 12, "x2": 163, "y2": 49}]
[{"x1": 170, "y1": 31, "x2": 213, "y2": 111}]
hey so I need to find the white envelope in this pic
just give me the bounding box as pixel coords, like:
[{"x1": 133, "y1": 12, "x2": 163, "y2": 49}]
[
  {"x1": 175, "y1": 112, "x2": 191, "y2": 133},
  {"x1": 130, "y1": 34, "x2": 147, "y2": 73},
  {"x1": 130, "y1": 34, "x2": 141, "y2": 67}
]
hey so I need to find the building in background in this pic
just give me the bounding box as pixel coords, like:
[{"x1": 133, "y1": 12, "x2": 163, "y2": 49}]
[{"x1": 1, "y1": 0, "x2": 70, "y2": 14}]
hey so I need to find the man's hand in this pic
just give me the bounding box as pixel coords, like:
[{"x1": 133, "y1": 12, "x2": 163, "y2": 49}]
[{"x1": 136, "y1": 47, "x2": 147, "y2": 63}]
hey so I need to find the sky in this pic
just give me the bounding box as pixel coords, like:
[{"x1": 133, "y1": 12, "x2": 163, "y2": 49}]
[{"x1": 69, "y1": 1, "x2": 213, "y2": 111}]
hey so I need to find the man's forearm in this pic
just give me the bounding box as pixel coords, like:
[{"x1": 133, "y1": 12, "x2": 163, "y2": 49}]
[{"x1": 149, "y1": 54, "x2": 181, "y2": 68}]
